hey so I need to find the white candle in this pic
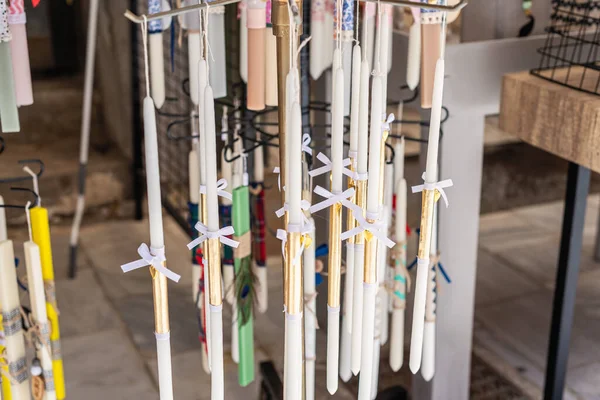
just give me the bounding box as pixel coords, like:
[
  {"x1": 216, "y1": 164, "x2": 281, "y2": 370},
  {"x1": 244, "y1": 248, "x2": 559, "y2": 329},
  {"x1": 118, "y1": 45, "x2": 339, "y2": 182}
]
[
  {"x1": 342, "y1": 40, "x2": 352, "y2": 116},
  {"x1": 188, "y1": 32, "x2": 201, "y2": 105},
  {"x1": 198, "y1": 60, "x2": 208, "y2": 188},
  {"x1": 24, "y1": 240, "x2": 56, "y2": 400},
  {"x1": 406, "y1": 13, "x2": 421, "y2": 91},
  {"x1": 0, "y1": 196, "x2": 6, "y2": 241},
  {"x1": 288, "y1": 101, "x2": 302, "y2": 225},
  {"x1": 303, "y1": 218, "x2": 316, "y2": 399},
  {"x1": 379, "y1": 5, "x2": 392, "y2": 106},
  {"x1": 424, "y1": 59, "x2": 445, "y2": 183},
  {"x1": 323, "y1": 0, "x2": 334, "y2": 70},
  {"x1": 422, "y1": 195, "x2": 438, "y2": 381},
  {"x1": 144, "y1": 97, "x2": 165, "y2": 248},
  {"x1": 351, "y1": 56, "x2": 370, "y2": 375},
  {"x1": 390, "y1": 138, "x2": 406, "y2": 372},
  {"x1": 379, "y1": 163, "x2": 394, "y2": 346},
  {"x1": 362, "y1": 2, "x2": 376, "y2": 69},
  {"x1": 204, "y1": 85, "x2": 224, "y2": 400},
  {"x1": 331, "y1": 67, "x2": 344, "y2": 194},
  {"x1": 0, "y1": 240, "x2": 31, "y2": 400},
  {"x1": 310, "y1": 0, "x2": 326, "y2": 80},
  {"x1": 358, "y1": 282, "x2": 376, "y2": 400},
  {"x1": 366, "y1": 77, "x2": 383, "y2": 214},
  {"x1": 349, "y1": 44, "x2": 361, "y2": 159},
  {"x1": 149, "y1": 33, "x2": 165, "y2": 108}
]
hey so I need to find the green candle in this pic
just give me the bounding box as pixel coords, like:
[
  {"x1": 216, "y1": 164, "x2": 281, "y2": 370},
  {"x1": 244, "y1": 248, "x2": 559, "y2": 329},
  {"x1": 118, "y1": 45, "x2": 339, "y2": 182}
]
[
  {"x1": 232, "y1": 185, "x2": 255, "y2": 386},
  {"x1": 0, "y1": 0, "x2": 19, "y2": 133}
]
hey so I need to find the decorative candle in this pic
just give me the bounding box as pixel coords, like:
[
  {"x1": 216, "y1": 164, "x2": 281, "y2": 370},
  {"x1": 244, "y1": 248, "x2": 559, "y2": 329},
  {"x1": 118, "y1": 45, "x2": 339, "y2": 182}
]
[
  {"x1": 326, "y1": 65, "x2": 344, "y2": 395},
  {"x1": 340, "y1": 0, "x2": 353, "y2": 116},
  {"x1": 264, "y1": 0, "x2": 278, "y2": 106},
  {"x1": 420, "y1": 0, "x2": 444, "y2": 108},
  {"x1": 410, "y1": 46, "x2": 447, "y2": 375},
  {"x1": 390, "y1": 136, "x2": 407, "y2": 372},
  {"x1": 183, "y1": 0, "x2": 201, "y2": 105},
  {"x1": 309, "y1": 0, "x2": 326, "y2": 80},
  {"x1": 351, "y1": 56, "x2": 370, "y2": 375},
  {"x1": 284, "y1": 101, "x2": 303, "y2": 400},
  {"x1": 208, "y1": 4, "x2": 228, "y2": 99},
  {"x1": 204, "y1": 85, "x2": 225, "y2": 399},
  {"x1": 240, "y1": 0, "x2": 248, "y2": 83},
  {"x1": 247, "y1": 0, "x2": 266, "y2": 110},
  {"x1": 148, "y1": 0, "x2": 166, "y2": 108},
  {"x1": 406, "y1": 7, "x2": 421, "y2": 91},
  {"x1": 8, "y1": 0, "x2": 33, "y2": 106},
  {"x1": 0, "y1": 0, "x2": 20, "y2": 133},
  {"x1": 24, "y1": 240, "x2": 57, "y2": 400},
  {"x1": 358, "y1": 75, "x2": 383, "y2": 400},
  {"x1": 0, "y1": 240, "x2": 31, "y2": 399},
  {"x1": 303, "y1": 217, "x2": 317, "y2": 400},
  {"x1": 30, "y1": 207, "x2": 66, "y2": 400}
]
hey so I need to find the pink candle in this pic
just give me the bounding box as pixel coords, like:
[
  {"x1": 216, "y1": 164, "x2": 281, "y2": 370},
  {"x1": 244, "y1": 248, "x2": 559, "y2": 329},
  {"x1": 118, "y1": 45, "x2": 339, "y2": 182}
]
[{"x1": 8, "y1": 0, "x2": 32, "y2": 106}]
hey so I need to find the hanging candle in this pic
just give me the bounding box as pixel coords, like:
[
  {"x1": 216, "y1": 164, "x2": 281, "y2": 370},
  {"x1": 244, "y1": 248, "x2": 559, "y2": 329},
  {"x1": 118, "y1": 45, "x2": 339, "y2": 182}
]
[
  {"x1": 390, "y1": 134, "x2": 407, "y2": 372},
  {"x1": 410, "y1": 2, "x2": 453, "y2": 373},
  {"x1": 24, "y1": 234, "x2": 57, "y2": 400},
  {"x1": 323, "y1": 0, "x2": 334, "y2": 70},
  {"x1": 246, "y1": 0, "x2": 266, "y2": 110},
  {"x1": 30, "y1": 206, "x2": 66, "y2": 399},
  {"x1": 148, "y1": 0, "x2": 166, "y2": 108},
  {"x1": 362, "y1": 2, "x2": 376, "y2": 70},
  {"x1": 8, "y1": 0, "x2": 33, "y2": 106},
  {"x1": 0, "y1": 240, "x2": 31, "y2": 399},
  {"x1": 421, "y1": 198, "x2": 438, "y2": 381},
  {"x1": 0, "y1": 0, "x2": 20, "y2": 133},
  {"x1": 406, "y1": 7, "x2": 421, "y2": 91},
  {"x1": 338, "y1": 0, "x2": 353, "y2": 115}
]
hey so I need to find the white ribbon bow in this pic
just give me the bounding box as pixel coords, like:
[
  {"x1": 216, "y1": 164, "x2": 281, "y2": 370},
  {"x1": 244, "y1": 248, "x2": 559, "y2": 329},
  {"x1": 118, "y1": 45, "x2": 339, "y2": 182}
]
[
  {"x1": 382, "y1": 113, "x2": 395, "y2": 132},
  {"x1": 302, "y1": 133, "x2": 313, "y2": 155},
  {"x1": 199, "y1": 178, "x2": 232, "y2": 201},
  {"x1": 276, "y1": 222, "x2": 311, "y2": 266},
  {"x1": 411, "y1": 178, "x2": 454, "y2": 208},
  {"x1": 308, "y1": 152, "x2": 352, "y2": 178},
  {"x1": 341, "y1": 211, "x2": 396, "y2": 248},
  {"x1": 275, "y1": 200, "x2": 312, "y2": 219},
  {"x1": 121, "y1": 244, "x2": 181, "y2": 282},
  {"x1": 309, "y1": 186, "x2": 356, "y2": 214},
  {"x1": 187, "y1": 222, "x2": 240, "y2": 250}
]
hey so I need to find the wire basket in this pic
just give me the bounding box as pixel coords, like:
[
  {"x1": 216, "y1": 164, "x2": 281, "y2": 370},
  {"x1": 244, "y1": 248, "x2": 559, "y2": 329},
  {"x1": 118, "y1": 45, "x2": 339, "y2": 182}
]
[{"x1": 531, "y1": 0, "x2": 600, "y2": 95}]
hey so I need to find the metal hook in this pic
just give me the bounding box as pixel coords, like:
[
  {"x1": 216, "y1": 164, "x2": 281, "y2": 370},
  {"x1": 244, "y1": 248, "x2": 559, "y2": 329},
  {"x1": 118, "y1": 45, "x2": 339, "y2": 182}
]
[
  {"x1": 166, "y1": 116, "x2": 199, "y2": 141},
  {"x1": 0, "y1": 160, "x2": 45, "y2": 184},
  {"x1": 0, "y1": 187, "x2": 40, "y2": 209}
]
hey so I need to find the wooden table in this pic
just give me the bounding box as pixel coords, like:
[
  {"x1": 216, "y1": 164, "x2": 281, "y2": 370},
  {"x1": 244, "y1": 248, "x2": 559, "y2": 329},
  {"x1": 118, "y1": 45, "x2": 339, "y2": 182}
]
[{"x1": 499, "y1": 70, "x2": 600, "y2": 400}]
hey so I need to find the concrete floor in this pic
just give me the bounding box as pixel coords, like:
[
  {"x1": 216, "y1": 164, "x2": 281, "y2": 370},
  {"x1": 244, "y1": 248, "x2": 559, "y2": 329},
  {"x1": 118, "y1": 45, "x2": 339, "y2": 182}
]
[{"x1": 7, "y1": 195, "x2": 600, "y2": 399}]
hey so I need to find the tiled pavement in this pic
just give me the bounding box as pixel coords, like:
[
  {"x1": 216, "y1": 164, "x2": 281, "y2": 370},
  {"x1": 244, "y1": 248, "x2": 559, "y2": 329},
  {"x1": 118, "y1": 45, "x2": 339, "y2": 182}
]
[{"x1": 9, "y1": 195, "x2": 600, "y2": 399}]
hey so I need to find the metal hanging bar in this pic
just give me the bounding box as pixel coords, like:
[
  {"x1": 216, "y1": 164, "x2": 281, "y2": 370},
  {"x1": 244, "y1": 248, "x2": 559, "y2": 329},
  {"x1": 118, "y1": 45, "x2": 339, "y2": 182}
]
[{"x1": 124, "y1": 0, "x2": 468, "y2": 24}]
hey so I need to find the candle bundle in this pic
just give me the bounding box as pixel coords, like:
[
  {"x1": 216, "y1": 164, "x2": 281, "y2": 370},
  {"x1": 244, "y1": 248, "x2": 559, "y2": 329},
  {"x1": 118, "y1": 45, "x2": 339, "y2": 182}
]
[
  {"x1": 409, "y1": 1, "x2": 453, "y2": 374},
  {"x1": 148, "y1": 0, "x2": 166, "y2": 108},
  {"x1": 30, "y1": 206, "x2": 66, "y2": 399},
  {"x1": 0, "y1": 240, "x2": 31, "y2": 399},
  {"x1": 8, "y1": 0, "x2": 33, "y2": 106},
  {"x1": 24, "y1": 210, "x2": 57, "y2": 400},
  {"x1": 0, "y1": 0, "x2": 20, "y2": 133}
]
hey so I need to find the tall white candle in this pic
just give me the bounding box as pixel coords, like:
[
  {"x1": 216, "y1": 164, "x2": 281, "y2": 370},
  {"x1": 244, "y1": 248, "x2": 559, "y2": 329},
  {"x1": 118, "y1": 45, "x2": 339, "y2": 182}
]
[
  {"x1": 188, "y1": 32, "x2": 201, "y2": 105},
  {"x1": 288, "y1": 100, "x2": 302, "y2": 225},
  {"x1": 204, "y1": 85, "x2": 224, "y2": 400},
  {"x1": 349, "y1": 44, "x2": 361, "y2": 159},
  {"x1": 422, "y1": 186, "x2": 438, "y2": 381},
  {"x1": 24, "y1": 240, "x2": 56, "y2": 400},
  {"x1": 406, "y1": 11, "x2": 421, "y2": 91},
  {"x1": 144, "y1": 97, "x2": 164, "y2": 248},
  {"x1": 390, "y1": 138, "x2": 406, "y2": 372},
  {"x1": 424, "y1": 59, "x2": 444, "y2": 183},
  {"x1": 331, "y1": 66, "x2": 344, "y2": 194},
  {"x1": 208, "y1": 9, "x2": 228, "y2": 99},
  {"x1": 149, "y1": 33, "x2": 165, "y2": 108},
  {"x1": 310, "y1": 0, "x2": 326, "y2": 80},
  {"x1": 303, "y1": 218, "x2": 316, "y2": 400},
  {"x1": 379, "y1": 163, "x2": 394, "y2": 346},
  {"x1": 0, "y1": 240, "x2": 31, "y2": 400},
  {"x1": 351, "y1": 57, "x2": 370, "y2": 375},
  {"x1": 366, "y1": 77, "x2": 382, "y2": 214}
]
